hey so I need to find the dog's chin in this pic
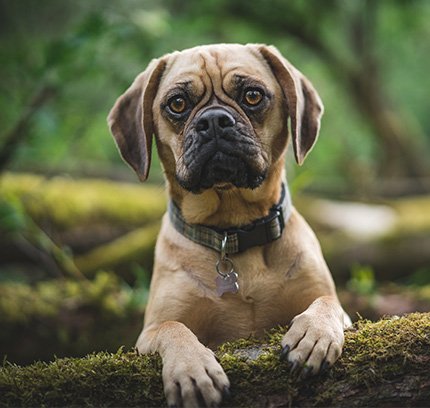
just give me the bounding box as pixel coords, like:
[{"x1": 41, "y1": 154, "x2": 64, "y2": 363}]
[{"x1": 178, "y1": 153, "x2": 267, "y2": 194}]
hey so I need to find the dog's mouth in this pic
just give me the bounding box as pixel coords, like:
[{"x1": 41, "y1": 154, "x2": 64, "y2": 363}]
[
  {"x1": 177, "y1": 131, "x2": 267, "y2": 194},
  {"x1": 176, "y1": 106, "x2": 268, "y2": 194},
  {"x1": 201, "y1": 151, "x2": 266, "y2": 190},
  {"x1": 177, "y1": 148, "x2": 267, "y2": 194}
]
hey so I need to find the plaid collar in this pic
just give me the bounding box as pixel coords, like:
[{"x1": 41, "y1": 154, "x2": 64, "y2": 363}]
[{"x1": 168, "y1": 183, "x2": 291, "y2": 255}]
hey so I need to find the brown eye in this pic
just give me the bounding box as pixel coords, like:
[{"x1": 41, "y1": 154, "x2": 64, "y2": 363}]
[
  {"x1": 169, "y1": 96, "x2": 186, "y2": 114},
  {"x1": 244, "y1": 89, "x2": 263, "y2": 106}
]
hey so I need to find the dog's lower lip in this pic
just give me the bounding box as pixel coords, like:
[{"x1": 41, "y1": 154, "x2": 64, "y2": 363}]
[{"x1": 214, "y1": 183, "x2": 233, "y2": 191}]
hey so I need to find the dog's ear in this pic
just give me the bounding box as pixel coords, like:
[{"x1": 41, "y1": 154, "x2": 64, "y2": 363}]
[
  {"x1": 257, "y1": 45, "x2": 324, "y2": 165},
  {"x1": 108, "y1": 57, "x2": 167, "y2": 181}
]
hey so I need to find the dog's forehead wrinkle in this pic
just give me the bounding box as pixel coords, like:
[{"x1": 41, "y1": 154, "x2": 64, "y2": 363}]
[
  {"x1": 166, "y1": 47, "x2": 273, "y2": 107},
  {"x1": 161, "y1": 51, "x2": 208, "y2": 91},
  {"x1": 195, "y1": 48, "x2": 250, "y2": 96},
  {"x1": 200, "y1": 54, "x2": 216, "y2": 97},
  {"x1": 232, "y1": 74, "x2": 270, "y2": 90},
  {"x1": 172, "y1": 80, "x2": 193, "y2": 89},
  {"x1": 163, "y1": 81, "x2": 191, "y2": 101}
]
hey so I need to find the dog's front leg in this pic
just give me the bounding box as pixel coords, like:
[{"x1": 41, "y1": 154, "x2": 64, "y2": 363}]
[
  {"x1": 280, "y1": 296, "x2": 348, "y2": 377},
  {"x1": 137, "y1": 321, "x2": 230, "y2": 408}
]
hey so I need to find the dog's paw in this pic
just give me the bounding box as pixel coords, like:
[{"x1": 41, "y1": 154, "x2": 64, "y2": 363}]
[
  {"x1": 279, "y1": 297, "x2": 345, "y2": 377},
  {"x1": 162, "y1": 343, "x2": 230, "y2": 408}
]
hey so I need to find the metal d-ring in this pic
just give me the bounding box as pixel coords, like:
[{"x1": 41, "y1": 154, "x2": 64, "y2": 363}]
[
  {"x1": 220, "y1": 232, "x2": 228, "y2": 261},
  {"x1": 216, "y1": 232, "x2": 235, "y2": 277},
  {"x1": 216, "y1": 257, "x2": 235, "y2": 278}
]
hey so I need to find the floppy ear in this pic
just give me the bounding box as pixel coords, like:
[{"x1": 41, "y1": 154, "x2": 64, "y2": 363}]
[
  {"x1": 107, "y1": 57, "x2": 167, "y2": 181},
  {"x1": 258, "y1": 45, "x2": 324, "y2": 165}
]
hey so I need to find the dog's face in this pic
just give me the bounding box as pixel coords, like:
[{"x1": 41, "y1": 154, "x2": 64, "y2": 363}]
[
  {"x1": 108, "y1": 44, "x2": 323, "y2": 195},
  {"x1": 153, "y1": 45, "x2": 285, "y2": 193}
]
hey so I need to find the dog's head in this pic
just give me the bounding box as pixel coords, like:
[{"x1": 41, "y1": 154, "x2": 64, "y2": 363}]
[{"x1": 108, "y1": 44, "x2": 323, "y2": 194}]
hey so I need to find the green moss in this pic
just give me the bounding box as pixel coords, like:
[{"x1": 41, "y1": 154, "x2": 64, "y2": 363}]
[
  {"x1": 313, "y1": 313, "x2": 430, "y2": 406},
  {"x1": 0, "y1": 350, "x2": 165, "y2": 407},
  {"x1": 215, "y1": 313, "x2": 430, "y2": 407},
  {"x1": 0, "y1": 313, "x2": 429, "y2": 407},
  {"x1": 0, "y1": 172, "x2": 166, "y2": 230},
  {"x1": 341, "y1": 314, "x2": 429, "y2": 379}
]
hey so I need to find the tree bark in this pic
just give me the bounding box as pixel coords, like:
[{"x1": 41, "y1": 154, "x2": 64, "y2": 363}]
[{"x1": 290, "y1": 373, "x2": 430, "y2": 408}]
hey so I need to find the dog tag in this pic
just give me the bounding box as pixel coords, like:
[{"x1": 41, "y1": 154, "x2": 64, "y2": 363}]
[
  {"x1": 216, "y1": 235, "x2": 239, "y2": 296},
  {"x1": 216, "y1": 272, "x2": 239, "y2": 297}
]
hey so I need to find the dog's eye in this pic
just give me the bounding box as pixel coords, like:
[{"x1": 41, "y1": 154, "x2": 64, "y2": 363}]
[
  {"x1": 168, "y1": 96, "x2": 187, "y2": 114},
  {"x1": 244, "y1": 89, "x2": 263, "y2": 106}
]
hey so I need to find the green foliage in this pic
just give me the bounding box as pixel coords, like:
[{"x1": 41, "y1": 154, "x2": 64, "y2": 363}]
[
  {"x1": 405, "y1": 267, "x2": 430, "y2": 286},
  {"x1": 1, "y1": 0, "x2": 429, "y2": 189},
  {"x1": 347, "y1": 264, "x2": 376, "y2": 295},
  {"x1": 0, "y1": 194, "x2": 28, "y2": 235},
  {"x1": 124, "y1": 264, "x2": 152, "y2": 308}
]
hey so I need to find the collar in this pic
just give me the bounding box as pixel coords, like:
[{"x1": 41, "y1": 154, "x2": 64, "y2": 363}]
[{"x1": 168, "y1": 183, "x2": 291, "y2": 255}]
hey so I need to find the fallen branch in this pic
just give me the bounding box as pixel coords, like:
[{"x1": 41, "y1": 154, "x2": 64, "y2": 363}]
[{"x1": 1, "y1": 313, "x2": 429, "y2": 407}]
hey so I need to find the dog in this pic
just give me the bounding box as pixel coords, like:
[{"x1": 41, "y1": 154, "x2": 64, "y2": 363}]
[{"x1": 108, "y1": 43, "x2": 351, "y2": 407}]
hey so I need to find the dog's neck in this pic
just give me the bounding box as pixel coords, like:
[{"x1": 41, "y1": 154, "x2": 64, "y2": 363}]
[{"x1": 167, "y1": 161, "x2": 286, "y2": 229}]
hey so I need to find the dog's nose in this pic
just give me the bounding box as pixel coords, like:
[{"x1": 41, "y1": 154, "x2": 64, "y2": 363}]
[{"x1": 195, "y1": 108, "x2": 236, "y2": 134}]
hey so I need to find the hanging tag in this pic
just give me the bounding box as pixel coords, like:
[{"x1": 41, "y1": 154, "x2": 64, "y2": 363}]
[
  {"x1": 215, "y1": 257, "x2": 239, "y2": 297},
  {"x1": 216, "y1": 271, "x2": 239, "y2": 297}
]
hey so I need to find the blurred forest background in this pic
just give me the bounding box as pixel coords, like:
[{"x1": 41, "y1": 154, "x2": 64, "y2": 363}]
[{"x1": 1, "y1": 0, "x2": 429, "y2": 365}]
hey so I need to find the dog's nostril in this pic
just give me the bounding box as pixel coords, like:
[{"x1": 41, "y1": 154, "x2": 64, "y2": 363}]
[
  {"x1": 196, "y1": 118, "x2": 209, "y2": 132},
  {"x1": 218, "y1": 113, "x2": 235, "y2": 129}
]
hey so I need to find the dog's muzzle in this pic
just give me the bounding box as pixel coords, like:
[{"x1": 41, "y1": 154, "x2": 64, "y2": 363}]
[{"x1": 177, "y1": 107, "x2": 267, "y2": 193}]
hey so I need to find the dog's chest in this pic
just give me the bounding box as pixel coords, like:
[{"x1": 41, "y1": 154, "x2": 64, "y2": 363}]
[
  {"x1": 195, "y1": 255, "x2": 295, "y2": 345},
  {"x1": 155, "y1": 226, "x2": 301, "y2": 345}
]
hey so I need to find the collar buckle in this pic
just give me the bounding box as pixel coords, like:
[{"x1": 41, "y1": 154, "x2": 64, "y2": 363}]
[{"x1": 235, "y1": 204, "x2": 285, "y2": 253}]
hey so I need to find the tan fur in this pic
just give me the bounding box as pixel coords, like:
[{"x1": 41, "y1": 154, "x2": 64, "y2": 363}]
[{"x1": 108, "y1": 43, "x2": 350, "y2": 408}]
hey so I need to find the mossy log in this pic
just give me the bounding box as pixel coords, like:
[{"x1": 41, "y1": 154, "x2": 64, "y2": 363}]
[
  {"x1": 0, "y1": 272, "x2": 144, "y2": 365},
  {"x1": 1, "y1": 313, "x2": 429, "y2": 407},
  {"x1": 0, "y1": 172, "x2": 166, "y2": 230},
  {"x1": 74, "y1": 222, "x2": 160, "y2": 278},
  {"x1": 0, "y1": 172, "x2": 165, "y2": 278}
]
